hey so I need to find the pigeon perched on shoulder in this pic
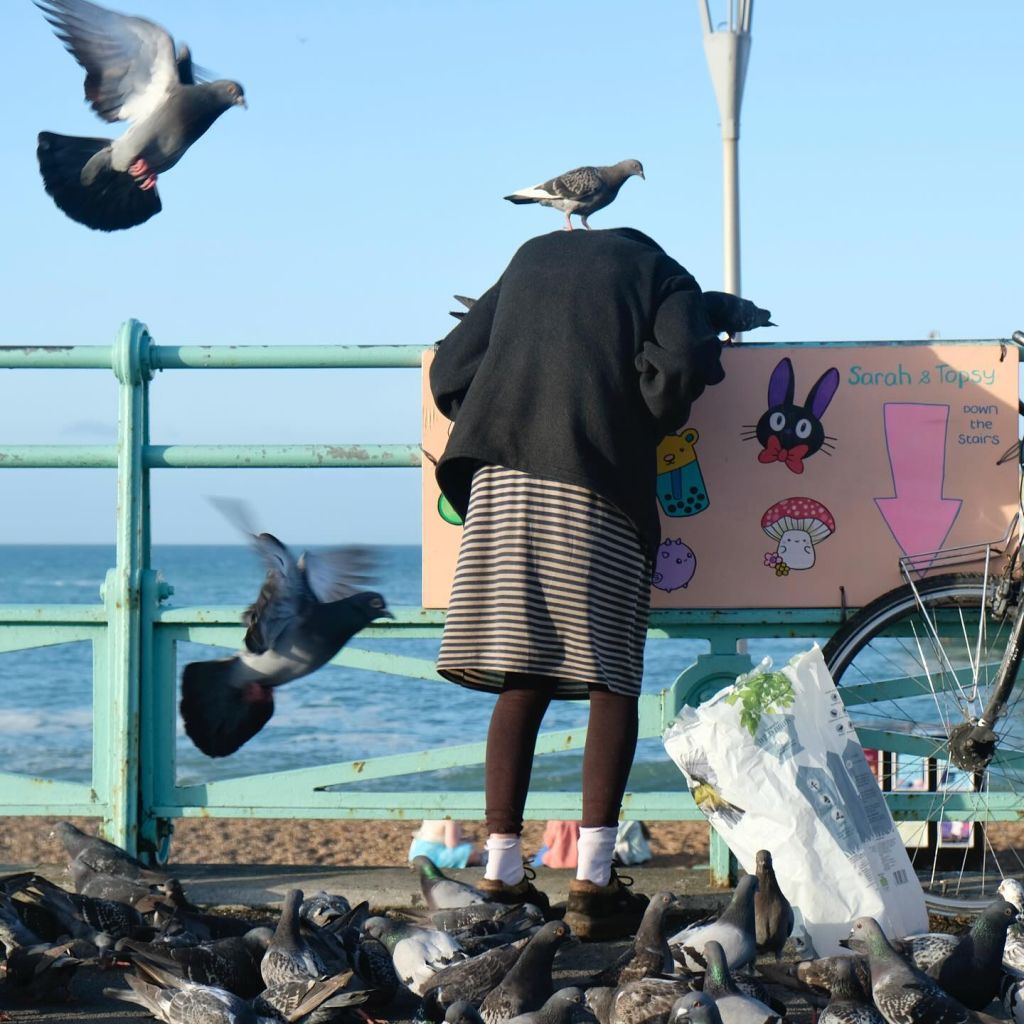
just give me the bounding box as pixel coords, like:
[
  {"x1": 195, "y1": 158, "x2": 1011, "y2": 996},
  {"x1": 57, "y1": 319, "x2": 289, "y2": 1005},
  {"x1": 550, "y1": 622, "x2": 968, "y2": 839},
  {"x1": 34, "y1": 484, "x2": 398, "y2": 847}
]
[
  {"x1": 503, "y1": 160, "x2": 645, "y2": 231},
  {"x1": 701, "y1": 292, "x2": 775, "y2": 342},
  {"x1": 34, "y1": 0, "x2": 246, "y2": 231},
  {"x1": 180, "y1": 499, "x2": 391, "y2": 758},
  {"x1": 752, "y1": 850, "x2": 793, "y2": 960},
  {"x1": 669, "y1": 874, "x2": 758, "y2": 973}
]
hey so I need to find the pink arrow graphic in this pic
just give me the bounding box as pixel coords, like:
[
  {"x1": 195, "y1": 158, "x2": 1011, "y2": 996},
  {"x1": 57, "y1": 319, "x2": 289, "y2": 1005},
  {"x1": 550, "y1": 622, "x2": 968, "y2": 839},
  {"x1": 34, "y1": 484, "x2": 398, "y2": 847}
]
[{"x1": 874, "y1": 403, "x2": 962, "y2": 572}]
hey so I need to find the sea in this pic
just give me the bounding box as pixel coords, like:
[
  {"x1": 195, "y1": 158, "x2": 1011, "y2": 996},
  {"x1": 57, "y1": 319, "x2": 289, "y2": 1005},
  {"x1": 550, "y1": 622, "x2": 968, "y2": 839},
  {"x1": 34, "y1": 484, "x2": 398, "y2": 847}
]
[{"x1": 0, "y1": 544, "x2": 824, "y2": 795}]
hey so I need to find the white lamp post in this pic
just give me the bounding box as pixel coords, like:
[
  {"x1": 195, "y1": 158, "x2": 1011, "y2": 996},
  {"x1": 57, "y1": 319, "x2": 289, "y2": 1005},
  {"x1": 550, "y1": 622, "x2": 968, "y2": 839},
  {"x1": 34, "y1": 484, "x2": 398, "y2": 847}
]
[{"x1": 698, "y1": 0, "x2": 753, "y2": 299}]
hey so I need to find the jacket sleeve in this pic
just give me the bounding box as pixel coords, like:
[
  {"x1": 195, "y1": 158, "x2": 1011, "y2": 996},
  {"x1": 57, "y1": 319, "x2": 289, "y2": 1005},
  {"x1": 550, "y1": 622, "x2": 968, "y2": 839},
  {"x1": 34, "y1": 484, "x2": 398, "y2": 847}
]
[
  {"x1": 428, "y1": 282, "x2": 500, "y2": 421},
  {"x1": 635, "y1": 276, "x2": 725, "y2": 433}
]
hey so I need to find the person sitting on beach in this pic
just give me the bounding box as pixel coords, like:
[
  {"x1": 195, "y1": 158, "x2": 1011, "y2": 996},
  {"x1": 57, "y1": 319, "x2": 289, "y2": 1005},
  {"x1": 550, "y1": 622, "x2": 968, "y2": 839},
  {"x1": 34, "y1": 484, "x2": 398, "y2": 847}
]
[
  {"x1": 408, "y1": 819, "x2": 485, "y2": 869},
  {"x1": 429, "y1": 227, "x2": 726, "y2": 940}
]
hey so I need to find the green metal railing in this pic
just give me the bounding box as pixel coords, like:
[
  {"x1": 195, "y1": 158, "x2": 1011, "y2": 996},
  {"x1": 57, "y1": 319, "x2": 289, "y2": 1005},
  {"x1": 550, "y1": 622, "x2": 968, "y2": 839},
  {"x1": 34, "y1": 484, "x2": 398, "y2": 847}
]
[{"x1": 0, "y1": 321, "x2": 1013, "y2": 879}]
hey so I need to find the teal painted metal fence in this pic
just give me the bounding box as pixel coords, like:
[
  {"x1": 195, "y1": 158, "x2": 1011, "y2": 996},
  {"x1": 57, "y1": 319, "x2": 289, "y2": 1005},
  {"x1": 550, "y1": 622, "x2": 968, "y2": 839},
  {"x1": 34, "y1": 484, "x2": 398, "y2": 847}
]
[{"x1": 0, "y1": 321, "x2": 1014, "y2": 878}]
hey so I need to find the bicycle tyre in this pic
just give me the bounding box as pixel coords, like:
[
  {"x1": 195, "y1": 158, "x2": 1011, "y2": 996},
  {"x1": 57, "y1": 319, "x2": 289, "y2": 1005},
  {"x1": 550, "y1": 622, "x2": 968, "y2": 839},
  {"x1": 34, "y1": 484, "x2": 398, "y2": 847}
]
[{"x1": 823, "y1": 572, "x2": 1024, "y2": 910}]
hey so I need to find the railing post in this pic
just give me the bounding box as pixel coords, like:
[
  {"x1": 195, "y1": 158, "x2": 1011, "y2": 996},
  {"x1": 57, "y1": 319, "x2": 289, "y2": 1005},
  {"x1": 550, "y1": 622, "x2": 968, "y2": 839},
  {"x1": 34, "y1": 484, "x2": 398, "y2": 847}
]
[{"x1": 101, "y1": 319, "x2": 153, "y2": 854}]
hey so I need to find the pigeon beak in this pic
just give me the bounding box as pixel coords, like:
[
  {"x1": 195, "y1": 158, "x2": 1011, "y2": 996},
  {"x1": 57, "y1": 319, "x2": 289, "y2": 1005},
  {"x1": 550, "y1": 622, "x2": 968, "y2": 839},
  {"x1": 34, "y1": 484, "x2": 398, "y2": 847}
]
[
  {"x1": 376, "y1": 609, "x2": 395, "y2": 621},
  {"x1": 236, "y1": 96, "x2": 248, "y2": 109},
  {"x1": 836, "y1": 937, "x2": 852, "y2": 949},
  {"x1": 640, "y1": 171, "x2": 646, "y2": 180}
]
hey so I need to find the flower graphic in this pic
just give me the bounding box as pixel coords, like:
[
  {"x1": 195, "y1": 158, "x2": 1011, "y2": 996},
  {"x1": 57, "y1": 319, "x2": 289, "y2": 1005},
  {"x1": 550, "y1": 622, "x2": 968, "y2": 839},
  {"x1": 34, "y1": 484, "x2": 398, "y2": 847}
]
[
  {"x1": 775, "y1": 563, "x2": 790, "y2": 577},
  {"x1": 764, "y1": 551, "x2": 782, "y2": 568}
]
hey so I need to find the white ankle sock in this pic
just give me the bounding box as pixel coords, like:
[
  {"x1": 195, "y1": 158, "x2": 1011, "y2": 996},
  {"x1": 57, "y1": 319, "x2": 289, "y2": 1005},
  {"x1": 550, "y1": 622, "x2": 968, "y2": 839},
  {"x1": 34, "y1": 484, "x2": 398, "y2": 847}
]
[
  {"x1": 484, "y1": 834, "x2": 524, "y2": 885},
  {"x1": 576, "y1": 825, "x2": 617, "y2": 886}
]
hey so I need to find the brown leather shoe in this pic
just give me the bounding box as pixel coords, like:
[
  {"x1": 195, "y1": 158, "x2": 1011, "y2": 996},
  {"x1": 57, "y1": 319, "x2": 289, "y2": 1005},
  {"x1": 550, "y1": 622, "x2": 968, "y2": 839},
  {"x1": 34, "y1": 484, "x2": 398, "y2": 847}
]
[
  {"x1": 476, "y1": 868, "x2": 554, "y2": 918},
  {"x1": 563, "y1": 869, "x2": 649, "y2": 941}
]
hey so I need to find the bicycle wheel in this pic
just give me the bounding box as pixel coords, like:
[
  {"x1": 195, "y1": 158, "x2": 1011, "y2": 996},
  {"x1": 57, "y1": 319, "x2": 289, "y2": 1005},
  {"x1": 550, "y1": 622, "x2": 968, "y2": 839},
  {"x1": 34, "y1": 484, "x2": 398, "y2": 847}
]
[{"x1": 822, "y1": 572, "x2": 1024, "y2": 911}]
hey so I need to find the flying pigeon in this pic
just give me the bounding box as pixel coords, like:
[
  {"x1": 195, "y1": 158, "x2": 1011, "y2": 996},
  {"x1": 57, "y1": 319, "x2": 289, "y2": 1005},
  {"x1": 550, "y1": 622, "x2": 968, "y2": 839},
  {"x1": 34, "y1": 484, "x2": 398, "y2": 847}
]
[
  {"x1": 503, "y1": 159, "x2": 645, "y2": 231},
  {"x1": 34, "y1": 0, "x2": 246, "y2": 231},
  {"x1": 179, "y1": 500, "x2": 391, "y2": 758},
  {"x1": 752, "y1": 850, "x2": 793, "y2": 961}
]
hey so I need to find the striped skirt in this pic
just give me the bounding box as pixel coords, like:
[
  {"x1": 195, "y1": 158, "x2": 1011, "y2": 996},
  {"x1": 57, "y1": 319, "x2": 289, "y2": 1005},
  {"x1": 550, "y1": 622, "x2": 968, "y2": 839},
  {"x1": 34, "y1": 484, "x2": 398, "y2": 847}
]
[{"x1": 436, "y1": 465, "x2": 651, "y2": 699}]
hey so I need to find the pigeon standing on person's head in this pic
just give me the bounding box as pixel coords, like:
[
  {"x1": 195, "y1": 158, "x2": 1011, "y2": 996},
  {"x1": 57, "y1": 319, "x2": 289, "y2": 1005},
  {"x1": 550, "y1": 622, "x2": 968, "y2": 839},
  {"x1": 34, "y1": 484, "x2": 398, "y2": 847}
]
[
  {"x1": 34, "y1": 0, "x2": 246, "y2": 231},
  {"x1": 503, "y1": 160, "x2": 645, "y2": 230},
  {"x1": 179, "y1": 499, "x2": 391, "y2": 758}
]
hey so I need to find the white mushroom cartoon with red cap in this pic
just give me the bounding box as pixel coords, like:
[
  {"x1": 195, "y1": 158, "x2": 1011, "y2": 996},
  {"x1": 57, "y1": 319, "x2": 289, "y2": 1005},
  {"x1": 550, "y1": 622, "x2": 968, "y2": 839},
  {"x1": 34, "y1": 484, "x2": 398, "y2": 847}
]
[{"x1": 762, "y1": 497, "x2": 835, "y2": 574}]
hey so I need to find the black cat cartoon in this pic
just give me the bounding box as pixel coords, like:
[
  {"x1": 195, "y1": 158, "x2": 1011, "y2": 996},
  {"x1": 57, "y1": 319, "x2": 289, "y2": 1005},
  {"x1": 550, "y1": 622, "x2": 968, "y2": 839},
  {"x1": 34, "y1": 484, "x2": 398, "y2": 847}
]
[{"x1": 743, "y1": 357, "x2": 839, "y2": 474}]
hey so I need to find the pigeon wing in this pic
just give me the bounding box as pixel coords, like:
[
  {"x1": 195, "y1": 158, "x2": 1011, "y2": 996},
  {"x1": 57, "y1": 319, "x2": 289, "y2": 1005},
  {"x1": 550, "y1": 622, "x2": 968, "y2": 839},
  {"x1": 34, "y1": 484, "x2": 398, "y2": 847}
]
[
  {"x1": 542, "y1": 165, "x2": 604, "y2": 202},
  {"x1": 241, "y1": 534, "x2": 313, "y2": 654},
  {"x1": 36, "y1": 0, "x2": 179, "y2": 124},
  {"x1": 299, "y1": 547, "x2": 376, "y2": 604}
]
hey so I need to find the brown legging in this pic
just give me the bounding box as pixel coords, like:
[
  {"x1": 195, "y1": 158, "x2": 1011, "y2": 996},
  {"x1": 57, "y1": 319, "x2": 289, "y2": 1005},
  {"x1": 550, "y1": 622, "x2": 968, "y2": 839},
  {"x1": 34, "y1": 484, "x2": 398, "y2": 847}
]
[{"x1": 484, "y1": 672, "x2": 639, "y2": 835}]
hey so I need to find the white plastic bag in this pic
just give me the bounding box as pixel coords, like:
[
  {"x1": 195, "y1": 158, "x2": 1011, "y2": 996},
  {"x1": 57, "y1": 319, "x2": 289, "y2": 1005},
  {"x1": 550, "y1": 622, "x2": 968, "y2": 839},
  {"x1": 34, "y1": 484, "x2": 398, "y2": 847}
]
[{"x1": 662, "y1": 645, "x2": 928, "y2": 957}]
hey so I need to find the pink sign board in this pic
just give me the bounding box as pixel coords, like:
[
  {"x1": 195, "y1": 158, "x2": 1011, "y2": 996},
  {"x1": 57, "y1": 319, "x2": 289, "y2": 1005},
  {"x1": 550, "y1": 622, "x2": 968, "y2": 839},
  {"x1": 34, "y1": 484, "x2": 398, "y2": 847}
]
[{"x1": 421, "y1": 343, "x2": 1019, "y2": 609}]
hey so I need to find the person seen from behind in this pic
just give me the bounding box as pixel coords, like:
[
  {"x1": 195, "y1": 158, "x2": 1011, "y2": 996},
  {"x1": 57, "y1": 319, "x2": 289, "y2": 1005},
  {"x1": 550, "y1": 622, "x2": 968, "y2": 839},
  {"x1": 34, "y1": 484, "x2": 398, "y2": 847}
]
[{"x1": 428, "y1": 227, "x2": 726, "y2": 940}]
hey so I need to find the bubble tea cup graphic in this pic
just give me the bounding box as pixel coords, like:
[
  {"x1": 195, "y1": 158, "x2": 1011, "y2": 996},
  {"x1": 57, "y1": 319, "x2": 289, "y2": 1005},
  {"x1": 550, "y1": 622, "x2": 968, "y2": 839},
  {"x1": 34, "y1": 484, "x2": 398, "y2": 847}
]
[{"x1": 656, "y1": 428, "x2": 708, "y2": 517}]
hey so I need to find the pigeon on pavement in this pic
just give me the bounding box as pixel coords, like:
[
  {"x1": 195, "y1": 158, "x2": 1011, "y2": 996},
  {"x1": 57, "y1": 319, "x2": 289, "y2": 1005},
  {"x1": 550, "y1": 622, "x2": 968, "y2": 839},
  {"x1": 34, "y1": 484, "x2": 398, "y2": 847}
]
[
  {"x1": 589, "y1": 891, "x2": 677, "y2": 987},
  {"x1": 503, "y1": 160, "x2": 645, "y2": 231},
  {"x1": 698, "y1": 940, "x2": 781, "y2": 1024},
  {"x1": 261, "y1": 890, "x2": 329, "y2": 988},
  {"x1": 413, "y1": 856, "x2": 491, "y2": 910},
  {"x1": 505, "y1": 987, "x2": 584, "y2": 1024},
  {"x1": 998, "y1": 878, "x2": 1024, "y2": 977},
  {"x1": 118, "y1": 928, "x2": 272, "y2": 998},
  {"x1": 847, "y1": 916, "x2": 987, "y2": 1024},
  {"x1": 599, "y1": 977, "x2": 693, "y2": 1024},
  {"x1": 419, "y1": 935, "x2": 530, "y2": 1019},
  {"x1": 362, "y1": 915, "x2": 465, "y2": 996},
  {"x1": 925, "y1": 898, "x2": 1017, "y2": 1010},
  {"x1": 752, "y1": 850, "x2": 793, "y2": 961},
  {"x1": 34, "y1": 0, "x2": 246, "y2": 231},
  {"x1": 669, "y1": 875, "x2": 758, "y2": 973},
  {"x1": 180, "y1": 500, "x2": 391, "y2": 758},
  {"x1": 668, "y1": 992, "x2": 724, "y2": 1024},
  {"x1": 52, "y1": 821, "x2": 171, "y2": 885},
  {"x1": 818, "y1": 957, "x2": 885, "y2": 1024},
  {"x1": 477, "y1": 920, "x2": 571, "y2": 1024}
]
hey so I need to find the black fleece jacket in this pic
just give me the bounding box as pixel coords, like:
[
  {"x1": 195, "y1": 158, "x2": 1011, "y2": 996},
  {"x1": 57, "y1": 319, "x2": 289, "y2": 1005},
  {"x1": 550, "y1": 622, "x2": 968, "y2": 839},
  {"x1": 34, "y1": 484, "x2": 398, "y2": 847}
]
[{"x1": 429, "y1": 228, "x2": 725, "y2": 558}]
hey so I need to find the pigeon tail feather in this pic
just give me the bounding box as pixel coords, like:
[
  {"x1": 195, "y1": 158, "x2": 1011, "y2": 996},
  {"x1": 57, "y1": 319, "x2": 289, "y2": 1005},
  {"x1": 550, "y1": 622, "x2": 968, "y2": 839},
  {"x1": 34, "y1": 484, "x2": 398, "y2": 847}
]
[
  {"x1": 503, "y1": 192, "x2": 544, "y2": 204},
  {"x1": 37, "y1": 132, "x2": 161, "y2": 231},
  {"x1": 180, "y1": 657, "x2": 274, "y2": 757}
]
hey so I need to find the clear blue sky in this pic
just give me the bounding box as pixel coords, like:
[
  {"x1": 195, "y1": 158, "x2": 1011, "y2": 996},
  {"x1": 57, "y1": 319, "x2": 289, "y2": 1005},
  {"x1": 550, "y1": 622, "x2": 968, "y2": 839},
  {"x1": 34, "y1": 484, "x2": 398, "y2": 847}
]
[{"x1": 1, "y1": 1, "x2": 1021, "y2": 545}]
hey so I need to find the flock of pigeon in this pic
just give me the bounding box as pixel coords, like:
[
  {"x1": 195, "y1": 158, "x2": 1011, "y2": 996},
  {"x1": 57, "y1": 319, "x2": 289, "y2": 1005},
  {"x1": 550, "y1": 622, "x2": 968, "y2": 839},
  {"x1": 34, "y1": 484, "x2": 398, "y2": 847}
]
[
  {"x1": 33, "y1": 0, "x2": 646, "y2": 233},
  {"x1": 5, "y1": 825, "x2": 1024, "y2": 1024}
]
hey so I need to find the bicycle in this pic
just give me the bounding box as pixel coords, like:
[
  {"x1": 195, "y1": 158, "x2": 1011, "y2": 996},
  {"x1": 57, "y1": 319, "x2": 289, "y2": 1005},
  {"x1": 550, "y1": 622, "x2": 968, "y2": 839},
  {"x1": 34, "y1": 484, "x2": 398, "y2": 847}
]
[{"x1": 821, "y1": 331, "x2": 1024, "y2": 912}]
